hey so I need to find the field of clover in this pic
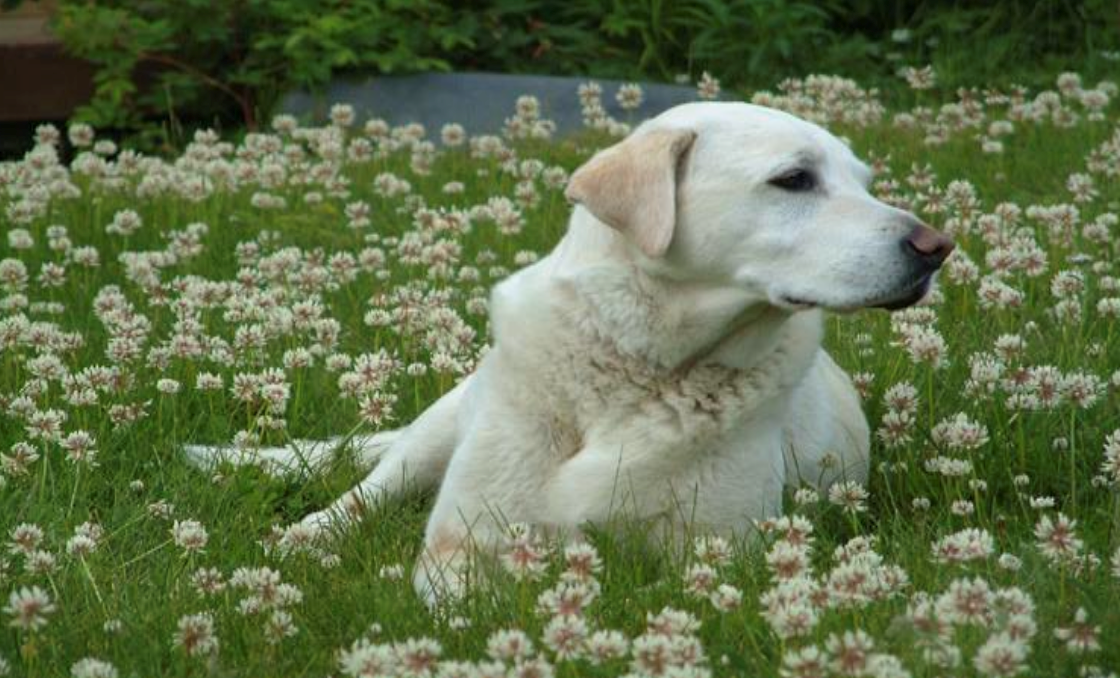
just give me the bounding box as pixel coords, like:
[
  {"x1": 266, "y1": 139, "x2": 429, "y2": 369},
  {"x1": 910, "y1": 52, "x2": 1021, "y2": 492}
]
[{"x1": 1, "y1": 70, "x2": 1120, "y2": 678}]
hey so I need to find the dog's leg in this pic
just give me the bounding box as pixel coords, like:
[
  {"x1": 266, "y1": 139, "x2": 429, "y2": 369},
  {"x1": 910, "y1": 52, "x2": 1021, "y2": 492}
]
[
  {"x1": 409, "y1": 432, "x2": 506, "y2": 607},
  {"x1": 408, "y1": 372, "x2": 561, "y2": 606},
  {"x1": 299, "y1": 376, "x2": 470, "y2": 533},
  {"x1": 412, "y1": 520, "x2": 483, "y2": 608},
  {"x1": 545, "y1": 425, "x2": 787, "y2": 530},
  {"x1": 545, "y1": 442, "x2": 674, "y2": 523},
  {"x1": 782, "y1": 352, "x2": 870, "y2": 489},
  {"x1": 183, "y1": 426, "x2": 403, "y2": 478}
]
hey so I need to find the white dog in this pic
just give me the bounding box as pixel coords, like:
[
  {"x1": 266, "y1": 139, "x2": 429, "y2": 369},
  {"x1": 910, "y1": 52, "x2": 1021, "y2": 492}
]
[{"x1": 186, "y1": 102, "x2": 952, "y2": 605}]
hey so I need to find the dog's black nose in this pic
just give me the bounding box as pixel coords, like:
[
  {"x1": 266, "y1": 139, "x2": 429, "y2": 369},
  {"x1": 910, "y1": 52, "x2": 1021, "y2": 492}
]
[{"x1": 903, "y1": 223, "x2": 954, "y2": 268}]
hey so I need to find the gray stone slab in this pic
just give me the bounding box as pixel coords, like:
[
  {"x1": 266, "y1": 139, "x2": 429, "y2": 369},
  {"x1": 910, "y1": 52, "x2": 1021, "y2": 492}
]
[{"x1": 279, "y1": 71, "x2": 708, "y2": 136}]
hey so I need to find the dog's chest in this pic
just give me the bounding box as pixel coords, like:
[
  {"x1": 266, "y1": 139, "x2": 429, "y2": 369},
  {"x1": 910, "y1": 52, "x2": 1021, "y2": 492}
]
[{"x1": 560, "y1": 338, "x2": 793, "y2": 447}]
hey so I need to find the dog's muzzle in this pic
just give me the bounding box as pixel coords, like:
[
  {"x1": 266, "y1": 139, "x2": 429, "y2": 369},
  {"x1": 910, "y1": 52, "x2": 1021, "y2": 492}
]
[
  {"x1": 903, "y1": 222, "x2": 955, "y2": 273},
  {"x1": 870, "y1": 222, "x2": 954, "y2": 311}
]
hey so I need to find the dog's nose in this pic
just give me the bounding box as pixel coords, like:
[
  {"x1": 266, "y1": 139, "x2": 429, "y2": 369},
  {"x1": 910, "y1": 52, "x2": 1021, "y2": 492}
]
[{"x1": 903, "y1": 223, "x2": 955, "y2": 268}]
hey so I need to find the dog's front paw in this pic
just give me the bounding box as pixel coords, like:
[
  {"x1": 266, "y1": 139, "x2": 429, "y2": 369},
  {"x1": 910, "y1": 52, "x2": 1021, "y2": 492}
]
[
  {"x1": 413, "y1": 556, "x2": 468, "y2": 610},
  {"x1": 413, "y1": 534, "x2": 473, "y2": 610},
  {"x1": 298, "y1": 507, "x2": 347, "y2": 539},
  {"x1": 297, "y1": 488, "x2": 370, "y2": 539}
]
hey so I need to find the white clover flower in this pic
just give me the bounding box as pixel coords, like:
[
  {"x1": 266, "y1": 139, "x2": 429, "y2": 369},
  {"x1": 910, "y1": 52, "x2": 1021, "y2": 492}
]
[
  {"x1": 950, "y1": 499, "x2": 975, "y2": 516},
  {"x1": 270, "y1": 114, "x2": 297, "y2": 134},
  {"x1": 440, "y1": 123, "x2": 466, "y2": 147},
  {"x1": 559, "y1": 542, "x2": 601, "y2": 581},
  {"x1": 848, "y1": 371, "x2": 874, "y2": 398},
  {"x1": 264, "y1": 609, "x2": 298, "y2": 645},
  {"x1": 4, "y1": 585, "x2": 55, "y2": 631},
  {"x1": 793, "y1": 487, "x2": 820, "y2": 507},
  {"x1": 7, "y1": 229, "x2": 34, "y2": 249},
  {"x1": 936, "y1": 577, "x2": 994, "y2": 626},
  {"x1": 900, "y1": 65, "x2": 937, "y2": 90},
  {"x1": 445, "y1": 616, "x2": 471, "y2": 631},
  {"x1": 8, "y1": 523, "x2": 44, "y2": 555},
  {"x1": 173, "y1": 613, "x2": 219, "y2": 657},
  {"x1": 883, "y1": 382, "x2": 919, "y2": 412},
  {"x1": 1034, "y1": 513, "x2": 1082, "y2": 563},
  {"x1": 1100, "y1": 430, "x2": 1120, "y2": 485},
  {"x1": 500, "y1": 525, "x2": 550, "y2": 582},
  {"x1": 172, "y1": 520, "x2": 208, "y2": 553},
  {"x1": 973, "y1": 631, "x2": 1028, "y2": 676},
  {"x1": 195, "y1": 373, "x2": 223, "y2": 390},
  {"x1": 106, "y1": 209, "x2": 142, "y2": 236},
  {"x1": 586, "y1": 629, "x2": 628, "y2": 665},
  {"x1": 329, "y1": 103, "x2": 356, "y2": 128},
  {"x1": 898, "y1": 323, "x2": 948, "y2": 368},
  {"x1": 68, "y1": 123, "x2": 95, "y2": 147},
  {"x1": 70, "y1": 657, "x2": 118, "y2": 678},
  {"x1": 782, "y1": 644, "x2": 829, "y2": 677},
  {"x1": 1057, "y1": 72, "x2": 1083, "y2": 96},
  {"x1": 66, "y1": 534, "x2": 98, "y2": 558},
  {"x1": 760, "y1": 577, "x2": 819, "y2": 639},
  {"x1": 616, "y1": 83, "x2": 644, "y2": 110},
  {"x1": 378, "y1": 564, "x2": 405, "y2": 581},
  {"x1": 981, "y1": 138, "x2": 1005, "y2": 154},
  {"x1": 339, "y1": 638, "x2": 396, "y2": 677},
  {"x1": 542, "y1": 614, "x2": 587, "y2": 660},
  {"x1": 932, "y1": 528, "x2": 994, "y2": 565},
  {"x1": 101, "y1": 619, "x2": 123, "y2": 635},
  {"x1": 878, "y1": 409, "x2": 915, "y2": 447},
  {"x1": 766, "y1": 541, "x2": 811, "y2": 580},
  {"x1": 1028, "y1": 495, "x2": 1056, "y2": 510},
  {"x1": 230, "y1": 566, "x2": 301, "y2": 611},
  {"x1": 997, "y1": 553, "x2": 1022, "y2": 571},
  {"x1": 1054, "y1": 607, "x2": 1100, "y2": 653},
  {"x1": 696, "y1": 71, "x2": 721, "y2": 100},
  {"x1": 394, "y1": 636, "x2": 441, "y2": 672},
  {"x1": 709, "y1": 583, "x2": 742, "y2": 612},
  {"x1": 191, "y1": 568, "x2": 225, "y2": 596},
  {"x1": 931, "y1": 412, "x2": 989, "y2": 450},
  {"x1": 92, "y1": 139, "x2": 116, "y2": 156},
  {"x1": 828, "y1": 480, "x2": 868, "y2": 514},
  {"x1": 1061, "y1": 371, "x2": 1104, "y2": 408},
  {"x1": 486, "y1": 628, "x2": 535, "y2": 662},
  {"x1": 693, "y1": 535, "x2": 732, "y2": 567},
  {"x1": 683, "y1": 563, "x2": 718, "y2": 597}
]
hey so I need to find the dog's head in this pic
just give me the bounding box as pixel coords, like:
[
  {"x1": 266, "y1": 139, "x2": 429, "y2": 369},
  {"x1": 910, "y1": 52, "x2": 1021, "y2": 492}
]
[{"x1": 565, "y1": 102, "x2": 953, "y2": 312}]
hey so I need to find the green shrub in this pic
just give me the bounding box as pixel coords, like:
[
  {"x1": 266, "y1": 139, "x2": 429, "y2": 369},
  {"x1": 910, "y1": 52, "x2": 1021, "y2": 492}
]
[
  {"x1": 50, "y1": 0, "x2": 479, "y2": 145},
  {"x1": 7, "y1": 0, "x2": 1115, "y2": 146}
]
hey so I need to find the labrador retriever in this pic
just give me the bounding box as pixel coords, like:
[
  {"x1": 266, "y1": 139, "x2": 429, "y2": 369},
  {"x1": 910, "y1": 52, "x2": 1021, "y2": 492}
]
[{"x1": 187, "y1": 102, "x2": 952, "y2": 605}]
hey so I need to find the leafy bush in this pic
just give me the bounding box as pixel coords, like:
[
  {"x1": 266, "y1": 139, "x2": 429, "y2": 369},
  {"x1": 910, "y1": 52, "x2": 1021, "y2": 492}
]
[
  {"x1": 10, "y1": 0, "x2": 1117, "y2": 144},
  {"x1": 50, "y1": 0, "x2": 478, "y2": 145}
]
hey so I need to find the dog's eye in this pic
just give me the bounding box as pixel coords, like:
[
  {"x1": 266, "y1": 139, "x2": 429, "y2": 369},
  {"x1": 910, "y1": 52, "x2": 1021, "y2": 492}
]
[{"x1": 769, "y1": 169, "x2": 816, "y2": 192}]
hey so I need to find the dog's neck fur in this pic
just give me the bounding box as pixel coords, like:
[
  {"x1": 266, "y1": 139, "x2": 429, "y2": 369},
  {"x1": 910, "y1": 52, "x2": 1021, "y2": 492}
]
[{"x1": 552, "y1": 210, "x2": 823, "y2": 374}]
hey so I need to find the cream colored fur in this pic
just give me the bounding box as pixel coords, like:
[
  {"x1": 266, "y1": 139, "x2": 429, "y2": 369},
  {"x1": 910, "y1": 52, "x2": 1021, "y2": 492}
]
[{"x1": 186, "y1": 102, "x2": 951, "y2": 607}]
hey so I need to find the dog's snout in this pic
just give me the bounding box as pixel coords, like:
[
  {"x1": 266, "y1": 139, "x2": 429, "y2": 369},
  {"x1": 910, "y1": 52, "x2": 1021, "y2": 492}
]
[{"x1": 903, "y1": 223, "x2": 955, "y2": 268}]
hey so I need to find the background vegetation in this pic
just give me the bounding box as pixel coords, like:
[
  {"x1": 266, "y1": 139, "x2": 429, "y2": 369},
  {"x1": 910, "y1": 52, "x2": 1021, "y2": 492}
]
[{"x1": 4, "y1": 0, "x2": 1118, "y2": 145}]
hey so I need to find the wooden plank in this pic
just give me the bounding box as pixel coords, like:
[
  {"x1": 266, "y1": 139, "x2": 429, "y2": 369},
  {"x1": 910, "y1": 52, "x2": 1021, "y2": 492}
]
[
  {"x1": 0, "y1": 43, "x2": 94, "y2": 121},
  {"x1": 0, "y1": 0, "x2": 58, "y2": 46}
]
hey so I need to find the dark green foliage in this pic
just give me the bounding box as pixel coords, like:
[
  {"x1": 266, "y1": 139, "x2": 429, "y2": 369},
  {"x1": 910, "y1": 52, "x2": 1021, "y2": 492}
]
[
  {"x1": 25, "y1": 0, "x2": 1120, "y2": 145},
  {"x1": 49, "y1": 0, "x2": 479, "y2": 144}
]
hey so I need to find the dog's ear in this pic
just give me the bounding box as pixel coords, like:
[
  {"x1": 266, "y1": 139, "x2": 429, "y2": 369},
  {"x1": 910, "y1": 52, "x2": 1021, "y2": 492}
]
[{"x1": 565, "y1": 127, "x2": 697, "y2": 258}]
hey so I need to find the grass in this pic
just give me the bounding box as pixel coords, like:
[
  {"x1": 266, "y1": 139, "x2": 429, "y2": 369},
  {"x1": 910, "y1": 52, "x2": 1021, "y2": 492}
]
[{"x1": 1, "y1": 77, "x2": 1119, "y2": 677}]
